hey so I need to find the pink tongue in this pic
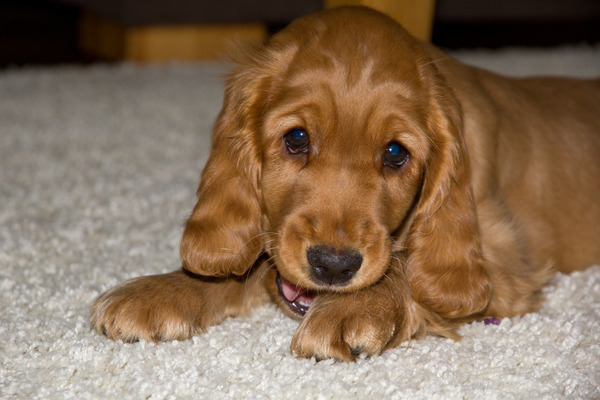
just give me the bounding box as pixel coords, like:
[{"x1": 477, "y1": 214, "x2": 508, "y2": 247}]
[{"x1": 281, "y1": 276, "x2": 313, "y2": 305}]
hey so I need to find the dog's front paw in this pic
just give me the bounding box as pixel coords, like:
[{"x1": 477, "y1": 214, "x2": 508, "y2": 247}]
[
  {"x1": 290, "y1": 292, "x2": 400, "y2": 361},
  {"x1": 91, "y1": 272, "x2": 204, "y2": 342}
]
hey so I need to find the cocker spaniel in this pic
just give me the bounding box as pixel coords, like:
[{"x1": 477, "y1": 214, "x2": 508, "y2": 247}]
[{"x1": 91, "y1": 7, "x2": 600, "y2": 361}]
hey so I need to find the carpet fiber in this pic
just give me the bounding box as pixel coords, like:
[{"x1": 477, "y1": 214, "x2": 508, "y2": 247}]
[{"x1": 1, "y1": 45, "x2": 599, "y2": 399}]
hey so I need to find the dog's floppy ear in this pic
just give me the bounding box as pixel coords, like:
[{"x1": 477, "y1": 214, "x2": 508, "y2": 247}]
[
  {"x1": 180, "y1": 61, "x2": 268, "y2": 277},
  {"x1": 406, "y1": 68, "x2": 491, "y2": 318}
]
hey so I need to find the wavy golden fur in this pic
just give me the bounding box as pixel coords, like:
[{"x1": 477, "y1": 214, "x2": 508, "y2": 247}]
[{"x1": 91, "y1": 7, "x2": 600, "y2": 361}]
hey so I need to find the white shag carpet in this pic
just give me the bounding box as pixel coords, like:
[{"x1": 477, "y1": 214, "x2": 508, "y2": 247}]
[{"x1": 1, "y1": 45, "x2": 599, "y2": 400}]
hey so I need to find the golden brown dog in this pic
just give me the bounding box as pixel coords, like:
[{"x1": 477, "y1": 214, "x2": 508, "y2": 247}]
[{"x1": 91, "y1": 7, "x2": 600, "y2": 361}]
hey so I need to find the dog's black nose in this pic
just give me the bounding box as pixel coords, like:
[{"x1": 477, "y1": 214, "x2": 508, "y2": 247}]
[{"x1": 307, "y1": 245, "x2": 362, "y2": 286}]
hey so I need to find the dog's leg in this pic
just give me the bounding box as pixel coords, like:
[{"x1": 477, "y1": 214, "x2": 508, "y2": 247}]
[
  {"x1": 91, "y1": 266, "x2": 269, "y2": 342},
  {"x1": 290, "y1": 258, "x2": 459, "y2": 361}
]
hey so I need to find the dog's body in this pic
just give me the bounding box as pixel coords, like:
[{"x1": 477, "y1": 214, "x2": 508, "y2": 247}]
[{"x1": 91, "y1": 7, "x2": 600, "y2": 361}]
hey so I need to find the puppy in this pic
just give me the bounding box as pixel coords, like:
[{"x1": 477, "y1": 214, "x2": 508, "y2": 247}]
[{"x1": 91, "y1": 6, "x2": 600, "y2": 361}]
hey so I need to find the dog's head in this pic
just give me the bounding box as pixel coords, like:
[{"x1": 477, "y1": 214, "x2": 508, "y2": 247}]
[{"x1": 181, "y1": 7, "x2": 490, "y2": 319}]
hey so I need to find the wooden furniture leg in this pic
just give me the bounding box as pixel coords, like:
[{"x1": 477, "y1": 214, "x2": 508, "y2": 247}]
[
  {"x1": 79, "y1": 12, "x2": 267, "y2": 62},
  {"x1": 78, "y1": 1, "x2": 434, "y2": 62}
]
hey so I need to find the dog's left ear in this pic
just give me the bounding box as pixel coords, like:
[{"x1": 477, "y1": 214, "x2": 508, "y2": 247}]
[
  {"x1": 180, "y1": 61, "x2": 268, "y2": 277},
  {"x1": 406, "y1": 67, "x2": 491, "y2": 318}
]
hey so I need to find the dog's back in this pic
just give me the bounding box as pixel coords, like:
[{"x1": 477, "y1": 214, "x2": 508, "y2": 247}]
[{"x1": 437, "y1": 54, "x2": 600, "y2": 272}]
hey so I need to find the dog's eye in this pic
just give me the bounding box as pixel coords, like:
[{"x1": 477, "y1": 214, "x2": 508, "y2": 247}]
[
  {"x1": 384, "y1": 142, "x2": 409, "y2": 167},
  {"x1": 284, "y1": 128, "x2": 309, "y2": 154}
]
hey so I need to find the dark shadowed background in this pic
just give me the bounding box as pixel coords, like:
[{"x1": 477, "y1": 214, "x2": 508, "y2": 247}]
[{"x1": 1, "y1": 0, "x2": 599, "y2": 67}]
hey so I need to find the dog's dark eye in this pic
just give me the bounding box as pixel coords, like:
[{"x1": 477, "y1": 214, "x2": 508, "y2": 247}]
[
  {"x1": 284, "y1": 128, "x2": 309, "y2": 153},
  {"x1": 384, "y1": 142, "x2": 409, "y2": 167}
]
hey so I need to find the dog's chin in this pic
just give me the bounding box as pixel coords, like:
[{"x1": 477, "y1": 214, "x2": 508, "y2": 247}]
[{"x1": 275, "y1": 272, "x2": 317, "y2": 318}]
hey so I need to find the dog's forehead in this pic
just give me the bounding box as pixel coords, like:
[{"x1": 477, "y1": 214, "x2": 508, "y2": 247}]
[
  {"x1": 269, "y1": 48, "x2": 427, "y2": 142},
  {"x1": 282, "y1": 35, "x2": 421, "y2": 91},
  {"x1": 271, "y1": 7, "x2": 426, "y2": 84}
]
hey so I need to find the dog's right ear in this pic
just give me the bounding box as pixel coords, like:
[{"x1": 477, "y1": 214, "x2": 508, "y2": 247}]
[
  {"x1": 405, "y1": 61, "x2": 491, "y2": 319},
  {"x1": 180, "y1": 59, "x2": 270, "y2": 277}
]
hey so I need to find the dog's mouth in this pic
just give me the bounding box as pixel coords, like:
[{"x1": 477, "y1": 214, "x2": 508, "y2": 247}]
[{"x1": 276, "y1": 272, "x2": 316, "y2": 316}]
